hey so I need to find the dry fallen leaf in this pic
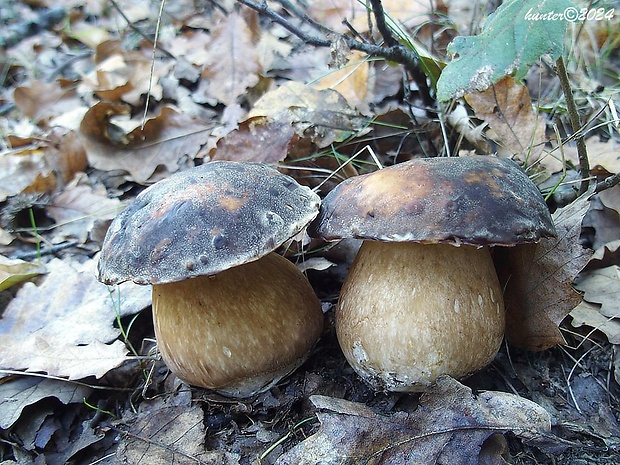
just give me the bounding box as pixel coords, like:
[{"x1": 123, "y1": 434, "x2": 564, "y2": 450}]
[
  {"x1": 0, "y1": 148, "x2": 56, "y2": 203},
  {"x1": 115, "y1": 396, "x2": 240, "y2": 465},
  {"x1": 0, "y1": 377, "x2": 91, "y2": 430},
  {"x1": 574, "y1": 265, "x2": 620, "y2": 319},
  {"x1": 570, "y1": 265, "x2": 620, "y2": 354},
  {"x1": 314, "y1": 50, "x2": 373, "y2": 112},
  {"x1": 308, "y1": 0, "x2": 431, "y2": 34},
  {"x1": 0, "y1": 254, "x2": 47, "y2": 292},
  {"x1": 583, "y1": 192, "x2": 620, "y2": 251},
  {"x1": 80, "y1": 103, "x2": 213, "y2": 184},
  {"x1": 211, "y1": 118, "x2": 296, "y2": 163},
  {"x1": 276, "y1": 376, "x2": 551, "y2": 465},
  {"x1": 80, "y1": 40, "x2": 167, "y2": 105},
  {"x1": 201, "y1": 10, "x2": 261, "y2": 106},
  {"x1": 498, "y1": 190, "x2": 594, "y2": 351},
  {"x1": 571, "y1": 300, "x2": 620, "y2": 345},
  {"x1": 13, "y1": 80, "x2": 87, "y2": 126},
  {"x1": 45, "y1": 173, "x2": 124, "y2": 244},
  {"x1": 0, "y1": 256, "x2": 151, "y2": 379},
  {"x1": 465, "y1": 77, "x2": 547, "y2": 165},
  {"x1": 248, "y1": 81, "x2": 368, "y2": 148}
]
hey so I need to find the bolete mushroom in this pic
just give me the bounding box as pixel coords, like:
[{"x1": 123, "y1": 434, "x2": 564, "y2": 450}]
[
  {"x1": 97, "y1": 161, "x2": 323, "y2": 397},
  {"x1": 310, "y1": 155, "x2": 556, "y2": 392}
]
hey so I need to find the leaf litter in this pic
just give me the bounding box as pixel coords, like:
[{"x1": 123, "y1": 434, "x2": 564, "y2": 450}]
[{"x1": 0, "y1": 0, "x2": 618, "y2": 463}]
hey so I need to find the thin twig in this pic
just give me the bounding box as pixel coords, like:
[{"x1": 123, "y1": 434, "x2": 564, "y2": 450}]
[
  {"x1": 236, "y1": 0, "x2": 433, "y2": 105},
  {"x1": 556, "y1": 56, "x2": 590, "y2": 195},
  {"x1": 109, "y1": 0, "x2": 174, "y2": 59},
  {"x1": 142, "y1": 0, "x2": 167, "y2": 129},
  {"x1": 595, "y1": 171, "x2": 620, "y2": 193}
]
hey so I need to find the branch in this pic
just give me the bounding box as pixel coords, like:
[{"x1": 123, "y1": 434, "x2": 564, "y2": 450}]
[
  {"x1": 595, "y1": 172, "x2": 620, "y2": 193},
  {"x1": 556, "y1": 56, "x2": 590, "y2": 195},
  {"x1": 236, "y1": 0, "x2": 433, "y2": 105}
]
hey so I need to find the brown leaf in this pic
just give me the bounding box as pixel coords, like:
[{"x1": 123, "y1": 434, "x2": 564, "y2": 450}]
[
  {"x1": 116, "y1": 398, "x2": 240, "y2": 465},
  {"x1": 13, "y1": 80, "x2": 85, "y2": 125},
  {"x1": 45, "y1": 129, "x2": 89, "y2": 185},
  {"x1": 201, "y1": 11, "x2": 261, "y2": 106},
  {"x1": 45, "y1": 173, "x2": 124, "y2": 243},
  {"x1": 498, "y1": 192, "x2": 594, "y2": 351},
  {"x1": 315, "y1": 50, "x2": 373, "y2": 112},
  {"x1": 0, "y1": 377, "x2": 91, "y2": 430},
  {"x1": 0, "y1": 257, "x2": 151, "y2": 379},
  {"x1": 80, "y1": 102, "x2": 212, "y2": 184},
  {"x1": 0, "y1": 148, "x2": 57, "y2": 202},
  {"x1": 308, "y1": 0, "x2": 431, "y2": 34},
  {"x1": 211, "y1": 118, "x2": 295, "y2": 163},
  {"x1": 248, "y1": 81, "x2": 367, "y2": 148},
  {"x1": 465, "y1": 77, "x2": 547, "y2": 165},
  {"x1": 80, "y1": 40, "x2": 166, "y2": 105},
  {"x1": 276, "y1": 376, "x2": 551, "y2": 465}
]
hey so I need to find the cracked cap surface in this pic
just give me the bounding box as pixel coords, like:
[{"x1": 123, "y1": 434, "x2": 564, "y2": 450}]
[
  {"x1": 310, "y1": 156, "x2": 555, "y2": 246},
  {"x1": 98, "y1": 161, "x2": 321, "y2": 285}
]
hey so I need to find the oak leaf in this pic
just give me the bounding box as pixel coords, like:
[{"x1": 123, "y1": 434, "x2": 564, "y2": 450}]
[
  {"x1": 0, "y1": 257, "x2": 151, "y2": 379},
  {"x1": 277, "y1": 376, "x2": 551, "y2": 465},
  {"x1": 80, "y1": 102, "x2": 212, "y2": 184},
  {"x1": 498, "y1": 191, "x2": 594, "y2": 350},
  {"x1": 201, "y1": 10, "x2": 261, "y2": 106},
  {"x1": 465, "y1": 77, "x2": 547, "y2": 165}
]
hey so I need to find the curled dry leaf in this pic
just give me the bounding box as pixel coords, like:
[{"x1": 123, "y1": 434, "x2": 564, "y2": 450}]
[
  {"x1": 497, "y1": 190, "x2": 594, "y2": 351},
  {"x1": 314, "y1": 50, "x2": 373, "y2": 113},
  {"x1": 276, "y1": 376, "x2": 551, "y2": 465},
  {"x1": 0, "y1": 257, "x2": 151, "y2": 380},
  {"x1": 80, "y1": 102, "x2": 213, "y2": 184}
]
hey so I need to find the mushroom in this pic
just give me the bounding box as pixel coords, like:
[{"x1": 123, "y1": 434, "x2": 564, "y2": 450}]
[
  {"x1": 310, "y1": 155, "x2": 556, "y2": 392},
  {"x1": 97, "y1": 161, "x2": 323, "y2": 397}
]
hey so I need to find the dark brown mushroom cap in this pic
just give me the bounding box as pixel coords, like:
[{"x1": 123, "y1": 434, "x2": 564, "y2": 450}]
[
  {"x1": 98, "y1": 162, "x2": 320, "y2": 285},
  {"x1": 310, "y1": 156, "x2": 556, "y2": 246}
]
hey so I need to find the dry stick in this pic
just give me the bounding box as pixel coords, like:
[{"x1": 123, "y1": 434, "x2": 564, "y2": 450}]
[
  {"x1": 236, "y1": 0, "x2": 434, "y2": 106},
  {"x1": 596, "y1": 171, "x2": 620, "y2": 193},
  {"x1": 369, "y1": 0, "x2": 397, "y2": 47},
  {"x1": 556, "y1": 55, "x2": 590, "y2": 195}
]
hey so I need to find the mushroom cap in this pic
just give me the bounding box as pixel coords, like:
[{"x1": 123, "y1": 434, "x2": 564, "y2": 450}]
[
  {"x1": 310, "y1": 156, "x2": 556, "y2": 246},
  {"x1": 98, "y1": 161, "x2": 320, "y2": 285}
]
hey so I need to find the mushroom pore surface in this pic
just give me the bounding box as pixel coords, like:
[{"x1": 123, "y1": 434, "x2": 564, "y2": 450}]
[
  {"x1": 152, "y1": 252, "x2": 323, "y2": 397},
  {"x1": 337, "y1": 241, "x2": 505, "y2": 392}
]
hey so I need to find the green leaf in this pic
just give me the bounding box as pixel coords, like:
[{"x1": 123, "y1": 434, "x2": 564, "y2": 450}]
[{"x1": 437, "y1": 0, "x2": 576, "y2": 101}]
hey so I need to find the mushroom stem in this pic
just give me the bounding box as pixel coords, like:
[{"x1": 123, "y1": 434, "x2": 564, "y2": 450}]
[
  {"x1": 336, "y1": 241, "x2": 505, "y2": 392},
  {"x1": 152, "y1": 252, "x2": 323, "y2": 397}
]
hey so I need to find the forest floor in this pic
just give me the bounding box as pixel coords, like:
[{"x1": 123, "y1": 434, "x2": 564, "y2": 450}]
[{"x1": 0, "y1": 0, "x2": 619, "y2": 464}]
